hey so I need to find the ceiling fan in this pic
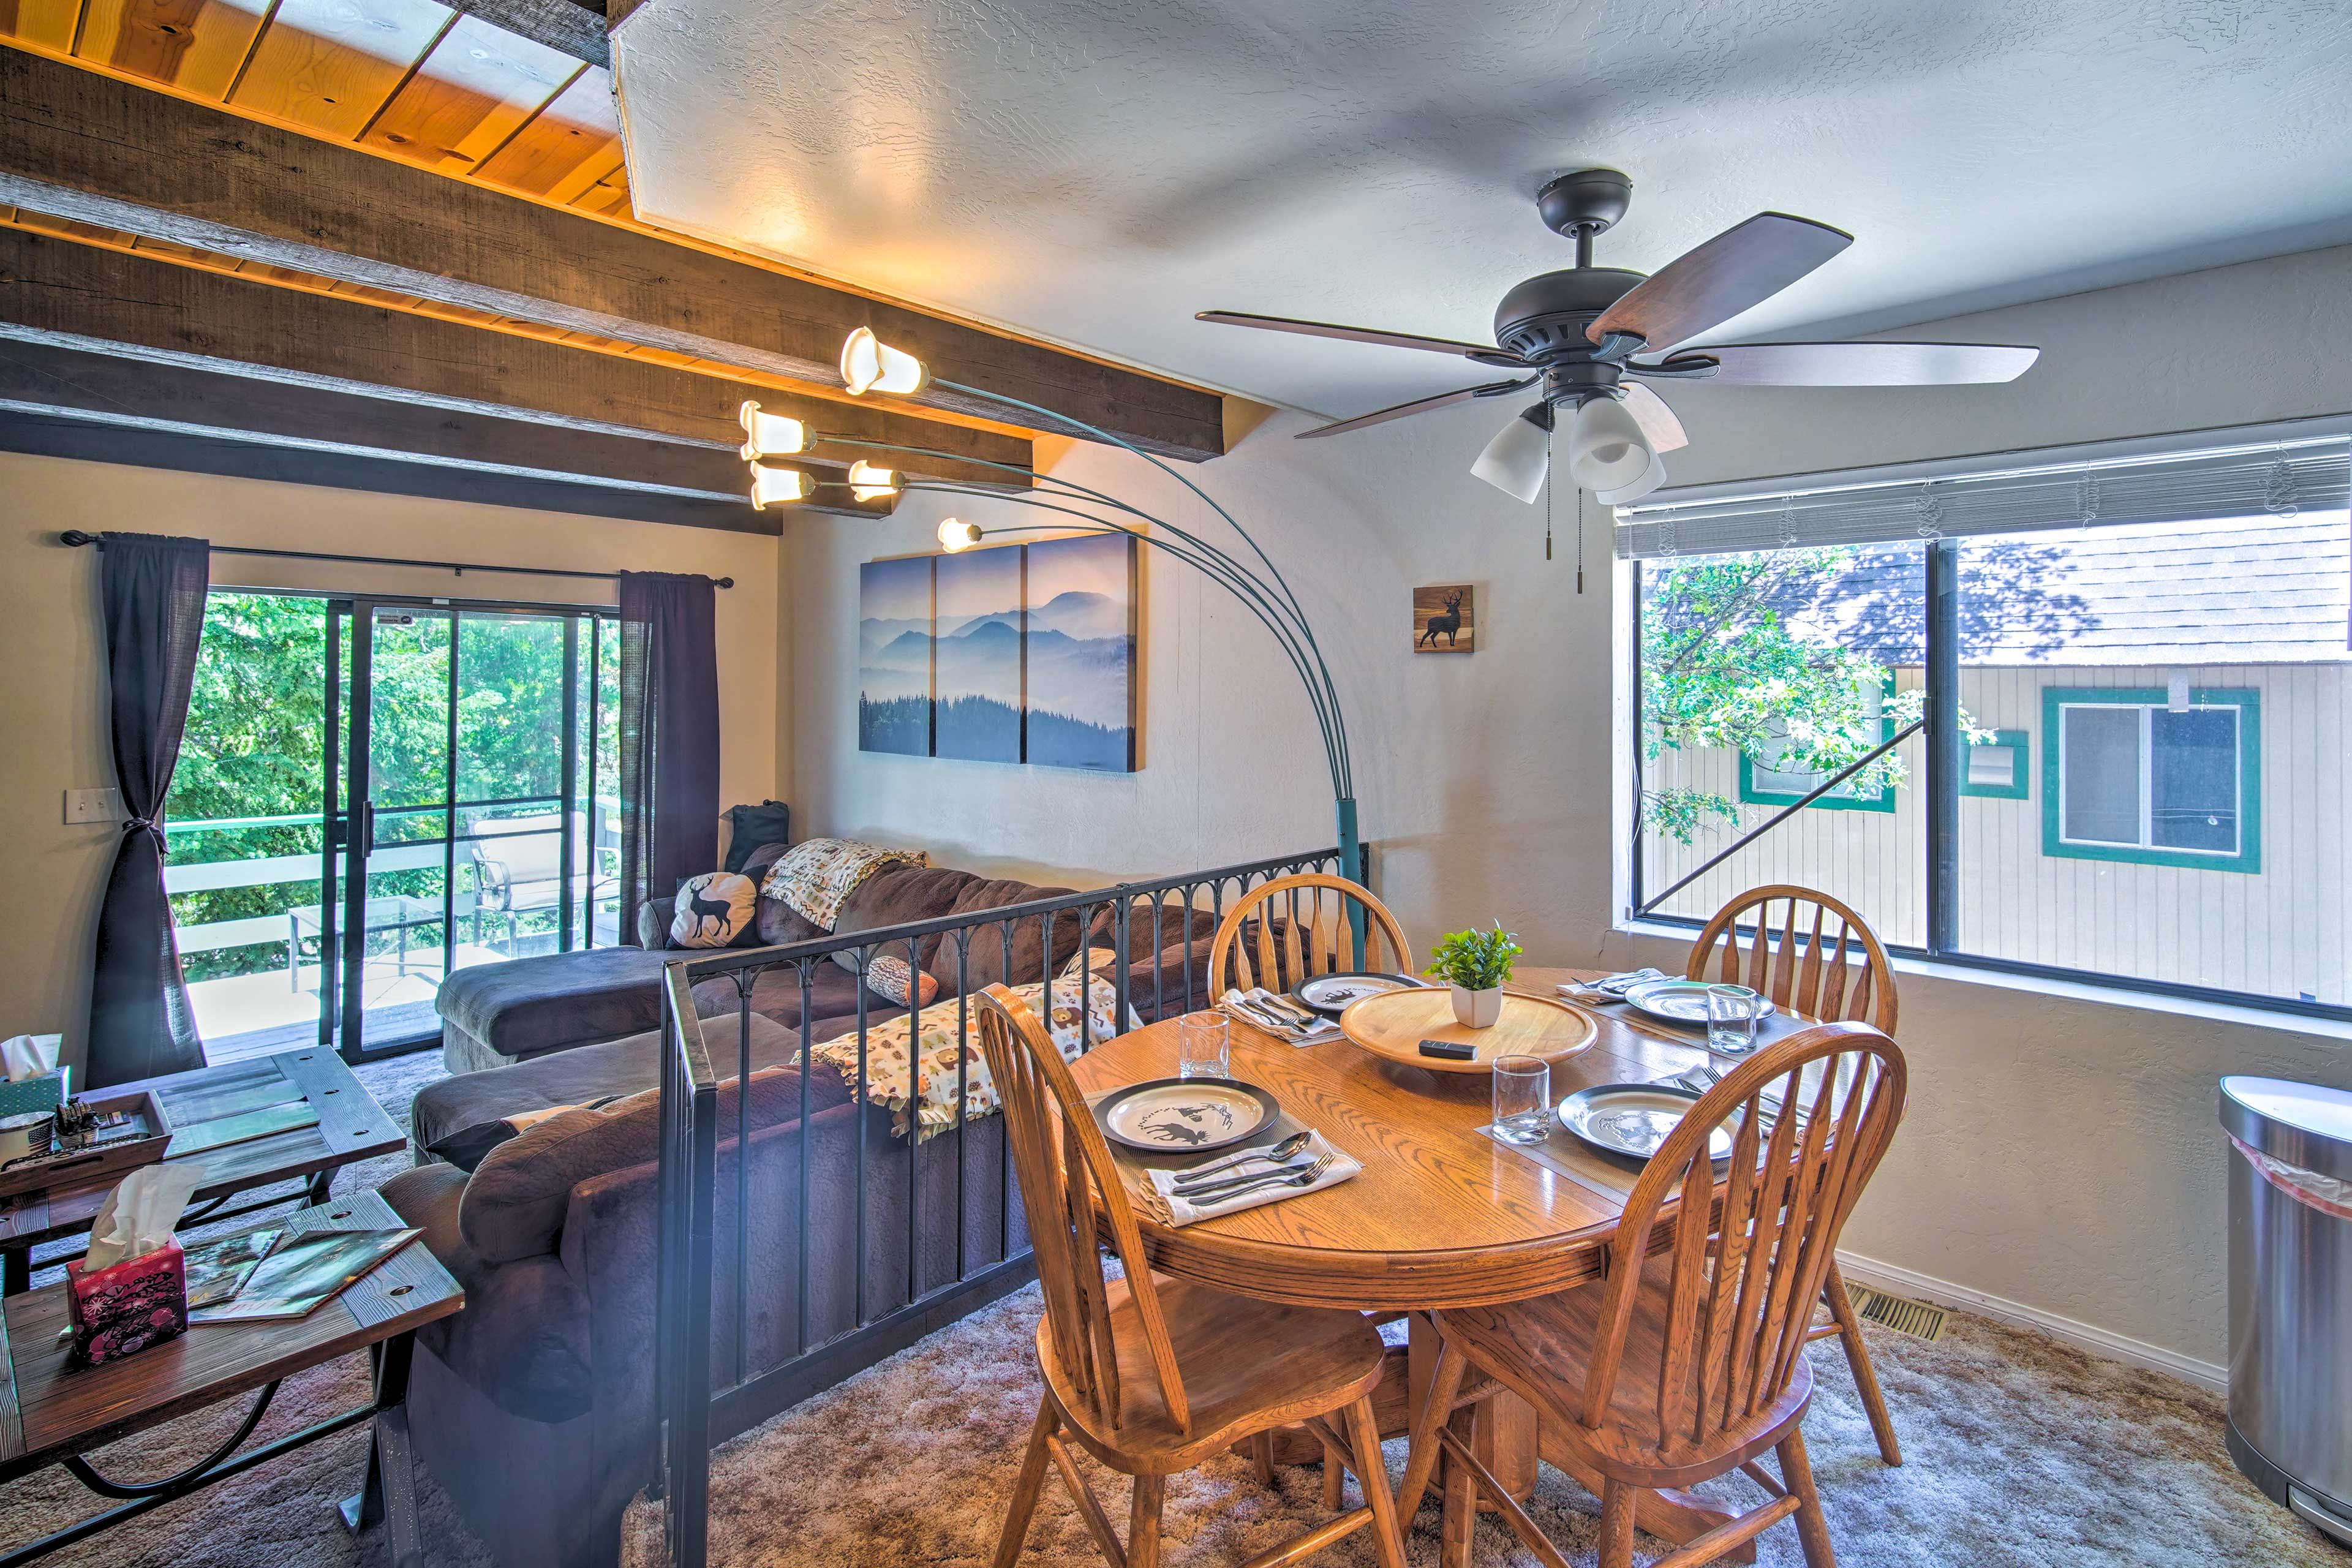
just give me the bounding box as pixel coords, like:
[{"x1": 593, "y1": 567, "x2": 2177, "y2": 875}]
[{"x1": 1199, "y1": 168, "x2": 2039, "y2": 505}]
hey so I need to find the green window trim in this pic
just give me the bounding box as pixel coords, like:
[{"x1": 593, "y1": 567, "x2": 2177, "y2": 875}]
[
  {"x1": 1739, "y1": 674, "x2": 1899, "y2": 814},
  {"x1": 2040, "y1": 687, "x2": 2261, "y2": 874},
  {"x1": 1960, "y1": 728, "x2": 2031, "y2": 800}
]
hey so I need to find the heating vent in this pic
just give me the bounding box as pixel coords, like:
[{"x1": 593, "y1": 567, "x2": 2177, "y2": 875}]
[{"x1": 1846, "y1": 1284, "x2": 1948, "y2": 1342}]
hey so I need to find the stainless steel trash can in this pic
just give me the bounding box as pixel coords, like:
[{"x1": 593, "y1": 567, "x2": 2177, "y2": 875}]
[{"x1": 2223, "y1": 1075, "x2": 2352, "y2": 1547}]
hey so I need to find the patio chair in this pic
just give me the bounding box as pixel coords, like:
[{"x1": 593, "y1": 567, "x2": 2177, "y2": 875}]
[{"x1": 467, "y1": 813, "x2": 614, "y2": 956}]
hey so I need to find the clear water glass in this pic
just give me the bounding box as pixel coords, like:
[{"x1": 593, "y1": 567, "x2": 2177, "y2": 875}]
[
  {"x1": 1706, "y1": 984, "x2": 1761, "y2": 1057},
  {"x1": 1491, "y1": 1055, "x2": 1552, "y2": 1145},
  {"x1": 1177, "y1": 1012, "x2": 1232, "y2": 1080}
]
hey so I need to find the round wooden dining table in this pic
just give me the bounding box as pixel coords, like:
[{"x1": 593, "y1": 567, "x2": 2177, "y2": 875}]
[{"x1": 1066, "y1": 967, "x2": 1785, "y2": 1566}]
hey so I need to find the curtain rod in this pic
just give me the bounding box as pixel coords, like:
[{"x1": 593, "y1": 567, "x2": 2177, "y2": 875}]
[{"x1": 56, "y1": 530, "x2": 734, "y2": 589}]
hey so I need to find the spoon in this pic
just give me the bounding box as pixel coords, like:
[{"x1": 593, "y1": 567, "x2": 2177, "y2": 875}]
[{"x1": 1174, "y1": 1131, "x2": 1312, "y2": 1188}]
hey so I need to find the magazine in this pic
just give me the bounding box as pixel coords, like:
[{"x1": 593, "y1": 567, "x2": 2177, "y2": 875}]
[
  {"x1": 182, "y1": 1227, "x2": 283, "y2": 1310},
  {"x1": 189, "y1": 1227, "x2": 421, "y2": 1324}
]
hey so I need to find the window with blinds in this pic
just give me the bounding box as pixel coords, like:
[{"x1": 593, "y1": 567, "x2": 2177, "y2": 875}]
[{"x1": 1627, "y1": 423, "x2": 2351, "y2": 1019}]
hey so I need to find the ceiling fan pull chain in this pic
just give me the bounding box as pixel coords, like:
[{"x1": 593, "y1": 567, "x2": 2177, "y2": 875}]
[
  {"x1": 1544, "y1": 434, "x2": 1555, "y2": 563},
  {"x1": 2266, "y1": 449, "x2": 2300, "y2": 519},
  {"x1": 1576, "y1": 478, "x2": 1588, "y2": 595}
]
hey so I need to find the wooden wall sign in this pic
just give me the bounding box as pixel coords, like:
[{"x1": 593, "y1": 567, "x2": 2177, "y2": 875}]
[{"x1": 1414, "y1": 584, "x2": 1475, "y2": 653}]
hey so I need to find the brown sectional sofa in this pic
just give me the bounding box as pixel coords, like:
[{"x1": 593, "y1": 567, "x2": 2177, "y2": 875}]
[{"x1": 387, "y1": 852, "x2": 1214, "y2": 1568}]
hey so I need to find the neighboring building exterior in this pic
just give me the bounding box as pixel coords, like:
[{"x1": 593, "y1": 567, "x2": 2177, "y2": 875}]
[{"x1": 1638, "y1": 514, "x2": 2351, "y2": 1006}]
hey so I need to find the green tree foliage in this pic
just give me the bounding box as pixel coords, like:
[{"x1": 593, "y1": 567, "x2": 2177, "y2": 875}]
[
  {"x1": 1639, "y1": 549, "x2": 1983, "y2": 846},
  {"x1": 165, "y1": 595, "x2": 616, "y2": 982}
]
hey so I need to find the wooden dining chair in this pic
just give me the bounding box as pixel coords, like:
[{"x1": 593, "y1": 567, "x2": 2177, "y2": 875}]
[
  {"x1": 973, "y1": 986, "x2": 1408, "y2": 1568},
  {"x1": 1687, "y1": 883, "x2": 1904, "y2": 1465},
  {"x1": 1396, "y1": 1022, "x2": 1909, "y2": 1568},
  {"x1": 1204, "y1": 873, "x2": 1414, "y2": 996}
]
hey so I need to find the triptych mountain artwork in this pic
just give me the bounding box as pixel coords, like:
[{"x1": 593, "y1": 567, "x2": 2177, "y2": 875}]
[{"x1": 858, "y1": 532, "x2": 1138, "y2": 772}]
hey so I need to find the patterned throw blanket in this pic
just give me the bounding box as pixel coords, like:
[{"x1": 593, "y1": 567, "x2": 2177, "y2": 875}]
[
  {"x1": 758, "y1": 838, "x2": 930, "y2": 930},
  {"x1": 810, "y1": 970, "x2": 1137, "y2": 1142}
]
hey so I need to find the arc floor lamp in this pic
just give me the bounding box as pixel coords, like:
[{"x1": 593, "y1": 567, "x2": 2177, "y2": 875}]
[{"x1": 737, "y1": 330, "x2": 1366, "y2": 921}]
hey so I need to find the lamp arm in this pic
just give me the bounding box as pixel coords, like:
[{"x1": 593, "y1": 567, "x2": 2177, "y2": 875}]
[
  {"x1": 930, "y1": 377, "x2": 1350, "y2": 796},
  {"x1": 903, "y1": 484, "x2": 1346, "y2": 797}
]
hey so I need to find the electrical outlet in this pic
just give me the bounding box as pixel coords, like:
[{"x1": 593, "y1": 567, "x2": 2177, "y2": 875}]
[{"x1": 64, "y1": 788, "x2": 124, "y2": 825}]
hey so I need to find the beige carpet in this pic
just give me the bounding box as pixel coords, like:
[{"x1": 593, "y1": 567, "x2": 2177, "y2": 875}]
[{"x1": 619, "y1": 1284, "x2": 2332, "y2": 1568}]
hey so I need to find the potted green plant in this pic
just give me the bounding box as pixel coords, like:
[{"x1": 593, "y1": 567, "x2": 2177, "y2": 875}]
[{"x1": 1426, "y1": 922, "x2": 1523, "y2": 1028}]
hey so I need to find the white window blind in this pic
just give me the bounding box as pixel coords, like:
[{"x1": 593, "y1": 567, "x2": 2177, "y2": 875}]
[{"x1": 1614, "y1": 429, "x2": 2351, "y2": 560}]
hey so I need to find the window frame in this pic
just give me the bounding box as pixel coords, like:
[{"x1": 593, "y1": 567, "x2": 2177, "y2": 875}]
[
  {"x1": 1959, "y1": 728, "x2": 2030, "y2": 800},
  {"x1": 2041, "y1": 687, "x2": 2261, "y2": 873}
]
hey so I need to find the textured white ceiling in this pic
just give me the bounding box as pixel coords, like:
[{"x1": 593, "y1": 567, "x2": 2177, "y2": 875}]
[{"x1": 612, "y1": 0, "x2": 2352, "y2": 422}]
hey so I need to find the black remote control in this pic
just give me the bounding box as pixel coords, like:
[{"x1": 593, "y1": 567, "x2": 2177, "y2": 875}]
[{"x1": 1418, "y1": 1039, "x2": 1477, "y2": 1061}]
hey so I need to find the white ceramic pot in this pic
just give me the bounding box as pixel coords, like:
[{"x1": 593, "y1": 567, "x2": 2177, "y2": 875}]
[{"x1": 1450, "y1": 984, "x2": 1504, "y2": 1028}]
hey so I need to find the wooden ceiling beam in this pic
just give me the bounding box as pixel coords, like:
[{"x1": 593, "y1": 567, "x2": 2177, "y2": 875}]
[
  {"x1": 0, "y1": 228, "x2": 971, "y2": 514},
  {"x1": 443, "y1": 0, "x2": 610, "y2": 69},
  {"x1": 0, "y1": 48, "x2": 1227, "y2": 461}
]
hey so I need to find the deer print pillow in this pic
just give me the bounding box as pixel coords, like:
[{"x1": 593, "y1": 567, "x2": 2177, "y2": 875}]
[{"x1": 669, "y1": 872, "x2": 759, "y2": 949}]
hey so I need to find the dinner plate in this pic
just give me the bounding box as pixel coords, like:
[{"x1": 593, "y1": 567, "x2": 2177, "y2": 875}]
[
  {"x1": 1092, "y1": 1077, "x2": 1278, "y2": 1155},
  {"x1": 1557, "y1": 1083, "x2": 1735, "y2": 1163},
  {"x1": 1292, "y1": 971, "x2": 1427, "y2": 1016},
  {"x1": 1620, "y1": 978, "x2": 1777, "y2": 1028}
]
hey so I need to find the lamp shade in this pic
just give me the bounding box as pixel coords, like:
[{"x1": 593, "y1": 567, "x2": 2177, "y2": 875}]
[
  {"x1": 840, "y1": 327, "x2": 929, "y2": 396},
  {"x1": 848, "y1": 459, "x2": 899, "y2": 503},
  {"x1": 1567, "y1": 396, "x2": 1653, "y2": 491},
  {"x1": 937, "y1": 518, "x2": 982, "y2": 552},
  {"x1": 748, "y1": 463, "x2": 810, "y2": 508},
  {"x1": 1469, "y1": 405, "x2": 1552, "y2": 503},
  {"x1": 737, "y1": 401, "x2": 809, "y2": 459},
  {"x1": 1596, "y1": 450, "x2": 1666, "y2": 506}
]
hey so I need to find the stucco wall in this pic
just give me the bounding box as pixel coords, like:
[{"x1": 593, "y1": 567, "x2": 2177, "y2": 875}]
[
  {"x1": 0, "y1": 454, "x2": 780, "y2": 1076},
  {"x1": 786, "y1": 240, "x2": 2352, "y2": 1371}
]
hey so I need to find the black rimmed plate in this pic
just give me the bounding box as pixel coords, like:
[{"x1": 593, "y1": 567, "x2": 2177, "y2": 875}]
[
  {"x1": 1292, "y1": 971, "x2": 1427, "y2": 1016},
  {"x1": 1557, "y1": 1082, "x2": 1737, "y2": 1164},
  {"x1": 1092, "y1": 1077, "x2": 1279, "y2": 1155}
]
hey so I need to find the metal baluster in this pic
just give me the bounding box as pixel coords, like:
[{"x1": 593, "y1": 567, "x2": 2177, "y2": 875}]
[
  {"x1": 905, "y1": 935, "x2": 922, "y2": 1306},
  {"x1": 853, "y1": 944, "x2": 870, "y2": 1328},
  {"x1": 795, "y1": 959, "x2": 812, "y2": 1358},
  {"x1": 952, "y1": 930, "x2": 969, "y2": 1283}
]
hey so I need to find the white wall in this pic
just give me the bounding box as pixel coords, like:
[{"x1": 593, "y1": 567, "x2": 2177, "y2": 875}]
[
  {"x1": 786, "y1": 239, "x2": 2352, "y2": 1373},
  {"x1": 0, "y1": 454, "x2": 781, "y2": 1076}
]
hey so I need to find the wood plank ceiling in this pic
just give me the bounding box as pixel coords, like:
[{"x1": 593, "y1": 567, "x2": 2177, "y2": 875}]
[{"x1": 0, "y1": 0, "x2": 1231, "y2": 527}]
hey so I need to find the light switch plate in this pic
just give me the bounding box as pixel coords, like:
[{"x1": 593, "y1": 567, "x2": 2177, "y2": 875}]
[{"x1": 64, "y1": 788, "x2": 124, "y2": 825}]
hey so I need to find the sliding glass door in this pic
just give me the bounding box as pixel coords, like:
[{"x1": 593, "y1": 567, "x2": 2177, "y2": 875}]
[{"x1": 168, "y1": 589, "x2": 617, "y2": 1065}]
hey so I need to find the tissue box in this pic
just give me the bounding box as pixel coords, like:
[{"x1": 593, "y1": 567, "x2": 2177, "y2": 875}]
[
  {"x1": 0, "y1": 1067, "x2": 67, "y2": 1119},
  {"x1": 66, "y1": 1242, "x2": 187, "y2": 1365}
]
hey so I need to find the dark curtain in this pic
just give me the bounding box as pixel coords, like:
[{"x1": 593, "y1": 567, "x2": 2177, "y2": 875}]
[
  {"x1": 86, "y1": 533, "x2": 211, "y2": 1087},
  {"x1": 618, "y1": 571, "x2": 720, "y2": 944}
]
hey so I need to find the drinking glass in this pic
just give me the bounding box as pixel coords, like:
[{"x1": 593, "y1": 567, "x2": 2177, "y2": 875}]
[
  {"x1": 1177, "y1": 1012, "x2": 1232, "y2": 1080},
  {"x1": 1706, "y1": 984, "x2": 1761, "y2": 1058},
  {"x1": 1491, "y1": 1055, "x2": 1552, "y2": 1145}
]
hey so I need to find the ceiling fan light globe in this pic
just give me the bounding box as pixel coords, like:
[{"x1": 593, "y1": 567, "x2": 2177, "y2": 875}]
[
  {"x1": 748, "y1": 463, "x2": 811, "y2": 508},
  {"x1": 1567, "y1": 396, "x2": 1653, "y2": 491},
  {"x1": 1596, "y1": 451, "x2": 1667, "y2": 507},
  {"x1": 1469, "y1": 407, "x2": 1551, "y2": 504},
  {"x1": 737, "y1": 401, "x2": 809, "y2": 459},
  {"x1": 840, "y1": 326, "x2": 929, "y2": 396}
]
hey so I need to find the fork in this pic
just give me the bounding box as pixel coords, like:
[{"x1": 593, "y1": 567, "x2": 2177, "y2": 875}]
[{"x1": 1178, "y1": 1152, "x2": 1333, "y2": 1204}]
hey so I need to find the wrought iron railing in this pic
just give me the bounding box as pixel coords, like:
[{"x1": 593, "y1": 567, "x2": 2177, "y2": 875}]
[{"x1": 652, "y1": 846, "x2": 1345, "y2": 1567}]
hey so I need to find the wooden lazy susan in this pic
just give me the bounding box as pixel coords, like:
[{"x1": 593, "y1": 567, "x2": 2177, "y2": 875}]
[{"x1": 1337, "y1": 987, "x2": 1598, "y2": 1074}]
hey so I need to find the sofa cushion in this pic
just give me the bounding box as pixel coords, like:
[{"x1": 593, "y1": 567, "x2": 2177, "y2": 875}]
[
  {"x1": 415, "y1": 1011, "x2": 823, "y2": 1153},
  {"x1": 435, "y1": 944, "x2": 673, "y2": 1061},
  {"x1": 922, "y1": 874, "x2": 1085, "y2": 991}
]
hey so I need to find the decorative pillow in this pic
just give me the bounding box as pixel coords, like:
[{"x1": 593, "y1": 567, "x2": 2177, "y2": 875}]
[
  {"x1": 859, "y1": 954, "x2": 941, "y2": 1009},
  {"x1": 425, "y1": 1102, "x2": 606, "y2": 1173},
  {"x1": 1058, "y1": 948, "x2": 1120, "y2": 982},
  {"x1": 670, "y1": 872, "x2": 758, "y2": 949},
  {"x1": 810, "y1": 974, "x2": 1137, "y2": 1142},
  {"x1": 758, "y1": 839, "x2": 930, "y2": 931}
]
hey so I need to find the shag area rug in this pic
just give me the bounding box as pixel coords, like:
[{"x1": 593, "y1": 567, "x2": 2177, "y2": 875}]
[{"x1": 617, "y1": 1283, "x2": 2332, "y2": 1568}]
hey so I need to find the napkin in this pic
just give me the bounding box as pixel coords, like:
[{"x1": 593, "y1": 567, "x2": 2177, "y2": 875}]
[
  {"x1": 0, "y1": 1033, "x2": 59, "y2": 1082},
  {"x1": 84, "y1": 1163, "x2": 206, "y2": 1272},
  {"x1": 1559, "y1": 968, "x2": 1668, "y2": 999},
  {"x1": 1221, "y1": 989, "x2": 1342, "y2": 1044},
  {"x1": 1144, "y1": 1132, "x2": 1358, "y2": 1226}
]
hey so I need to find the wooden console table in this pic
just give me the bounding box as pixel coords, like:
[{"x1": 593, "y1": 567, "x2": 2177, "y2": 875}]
[{"x1": 0, "y1": 1189, "x2": 461, "y2": 1566}]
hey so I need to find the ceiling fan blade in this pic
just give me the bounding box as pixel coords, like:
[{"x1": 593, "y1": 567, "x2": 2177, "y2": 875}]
[
  {"x1": 1635, "y1": 341, "x2": 2041, "y2": 387},
  {"x1": 1296, "y1": 378, "x2": 1538, "y2": 439},
  {"x1": 1616, "y1": 381, "x2": 1689, "y2": 453},
  {"x1": 1199, "y1": 310, "x2": 1524, "y2": 363},
  {"x1": 1588, "y1": 213, "x2": 1852, "y2": 353}
]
